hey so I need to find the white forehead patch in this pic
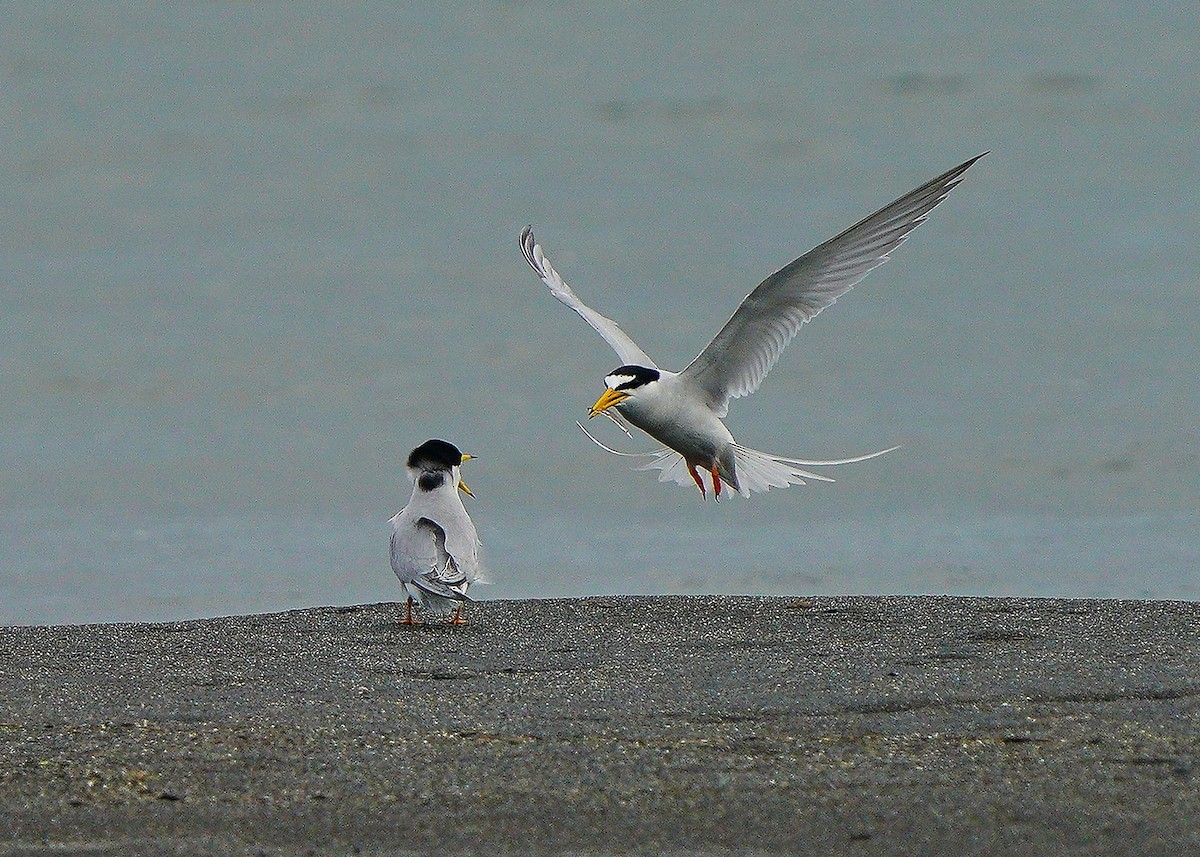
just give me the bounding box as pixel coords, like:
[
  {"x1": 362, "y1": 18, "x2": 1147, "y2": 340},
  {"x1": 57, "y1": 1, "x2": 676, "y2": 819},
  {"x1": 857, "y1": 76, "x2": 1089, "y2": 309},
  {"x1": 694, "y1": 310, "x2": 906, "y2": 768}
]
[{"x1": 605, "y1": 373, "x2": 635, "y2": 389}]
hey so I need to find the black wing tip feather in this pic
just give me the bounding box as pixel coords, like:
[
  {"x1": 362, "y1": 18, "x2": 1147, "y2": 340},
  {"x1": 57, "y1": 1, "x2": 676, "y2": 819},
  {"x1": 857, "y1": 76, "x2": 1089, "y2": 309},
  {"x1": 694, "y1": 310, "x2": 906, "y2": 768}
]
[
  {"x1": 911, "y1": 151, "x2": 989, "y2": 204},
  {"x1": 938, "y1": 151, "x2": 989, "y2": 190},
  {"x1": 956, "y1": 150, "x2": 990, "y2": 170},
  {"x1": 520, "y1": 224, "x2": 539, "y2": 271},
  {"x1": 817, "y1": 150, "x2": 988, "y2": 254}
]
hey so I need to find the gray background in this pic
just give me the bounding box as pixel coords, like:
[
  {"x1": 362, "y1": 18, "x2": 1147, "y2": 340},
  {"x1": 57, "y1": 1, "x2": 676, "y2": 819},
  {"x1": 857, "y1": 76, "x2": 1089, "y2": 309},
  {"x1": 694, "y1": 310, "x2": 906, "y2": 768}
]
[{"x1": 2, "y1": 2, "x2": 1197, "y2": 624}]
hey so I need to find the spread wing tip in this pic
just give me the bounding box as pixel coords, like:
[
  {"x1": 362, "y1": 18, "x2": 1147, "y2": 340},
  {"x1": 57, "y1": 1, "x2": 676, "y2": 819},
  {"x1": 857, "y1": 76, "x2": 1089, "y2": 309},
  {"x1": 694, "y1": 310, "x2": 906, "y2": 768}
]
[
  {"x1": 520, "y1": 224, "x2": 540, "y2": 272},
  {"x1": 939, "y1": 151, "x2": 989, "y2": 192},
  {"x1": 520, "y1": 224, "x2": 562, "y2": 290},
  {"x1": 518, "y1": 224, "x2": 658, "y2": 369}
]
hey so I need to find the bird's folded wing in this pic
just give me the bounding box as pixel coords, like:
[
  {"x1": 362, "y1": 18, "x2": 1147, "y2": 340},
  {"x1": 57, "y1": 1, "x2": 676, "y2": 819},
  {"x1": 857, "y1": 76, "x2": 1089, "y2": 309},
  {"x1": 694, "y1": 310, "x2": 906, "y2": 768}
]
[
  {"x1": 390, "y1": 531, "x2": 440, "y2": 586},
  {"x1": 410, "y1": 574, "x2": 473, "y2": 601},
  {"x1": 680, "y1": 153, "x2": 986, "y2": 413},
  {"x1": 521, "y1": 225, "x2": 658, "y2": 369},
  {"x1": 421, "y1": 504, "x2": 486, "y2": 588}
]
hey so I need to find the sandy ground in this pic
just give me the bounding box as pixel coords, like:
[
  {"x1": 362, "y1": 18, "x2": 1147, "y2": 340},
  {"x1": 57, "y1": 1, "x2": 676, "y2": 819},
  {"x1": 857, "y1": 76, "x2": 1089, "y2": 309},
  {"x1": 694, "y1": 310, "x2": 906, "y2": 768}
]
[{"x1": 2, "y1": 595, "x2": 1199, "y2": 856}]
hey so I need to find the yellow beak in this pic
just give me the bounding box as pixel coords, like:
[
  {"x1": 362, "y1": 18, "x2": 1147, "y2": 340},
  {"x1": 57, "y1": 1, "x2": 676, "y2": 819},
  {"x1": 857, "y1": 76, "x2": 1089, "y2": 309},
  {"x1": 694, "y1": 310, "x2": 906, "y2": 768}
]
[
  {"x1": 589, "y1": 388, "x2": 630, "y2": 418},
  {"x1": 458, "y1": 454, "x2": 475, "y2": 497}
]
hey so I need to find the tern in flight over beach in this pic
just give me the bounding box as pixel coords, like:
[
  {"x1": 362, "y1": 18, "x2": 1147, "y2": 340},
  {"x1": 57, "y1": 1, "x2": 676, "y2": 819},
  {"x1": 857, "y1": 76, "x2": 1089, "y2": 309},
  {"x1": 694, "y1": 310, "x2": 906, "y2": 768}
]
[{"x1": 521, "y1": 153, "x2": 985, "y2": 500}]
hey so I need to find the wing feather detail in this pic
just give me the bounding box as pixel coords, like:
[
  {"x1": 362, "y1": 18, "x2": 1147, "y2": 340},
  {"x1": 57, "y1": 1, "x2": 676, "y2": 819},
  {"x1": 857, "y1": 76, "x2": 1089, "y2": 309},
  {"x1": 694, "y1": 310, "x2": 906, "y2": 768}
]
[
  {"x1": 680, "y1": 153, "x2": 986, "y2": 413},
  {"x1": 521, "y1": 225, "x2": 658, "y2": 369}
]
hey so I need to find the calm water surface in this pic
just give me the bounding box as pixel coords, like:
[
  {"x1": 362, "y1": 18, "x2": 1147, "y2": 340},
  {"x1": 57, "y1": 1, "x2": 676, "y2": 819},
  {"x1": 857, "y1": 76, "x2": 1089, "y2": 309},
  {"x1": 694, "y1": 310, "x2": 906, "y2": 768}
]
[{"x1": 2, "y1": 3, "x2": 1198, "y2": 624}]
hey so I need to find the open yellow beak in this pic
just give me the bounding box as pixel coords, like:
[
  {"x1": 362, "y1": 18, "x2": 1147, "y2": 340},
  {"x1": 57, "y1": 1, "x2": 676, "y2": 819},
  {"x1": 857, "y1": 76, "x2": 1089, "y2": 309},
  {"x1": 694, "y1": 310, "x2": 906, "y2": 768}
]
[
  {"x1": 458, "y1": 454, "x2": 475, "y2": 497},
  {"x1": 589, "y1": 388, "x2": 630, "y2": 418}
]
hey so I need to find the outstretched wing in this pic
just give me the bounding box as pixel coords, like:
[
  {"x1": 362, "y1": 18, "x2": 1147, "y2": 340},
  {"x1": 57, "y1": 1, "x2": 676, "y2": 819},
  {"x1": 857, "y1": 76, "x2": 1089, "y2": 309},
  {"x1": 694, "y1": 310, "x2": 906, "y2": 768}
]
[
  {"x1": 680, "y1": 153, "x2": 986, "y2": 414},
  {"x1": 521, "y1": 225, "x2": 658, "y2": 369}
]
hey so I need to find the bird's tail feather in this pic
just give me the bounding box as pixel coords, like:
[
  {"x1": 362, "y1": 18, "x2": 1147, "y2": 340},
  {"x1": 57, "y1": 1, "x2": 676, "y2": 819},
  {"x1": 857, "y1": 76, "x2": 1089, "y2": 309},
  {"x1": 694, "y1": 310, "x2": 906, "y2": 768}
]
[{"x1": 636, "y1": 444, "x2": 897, "y2": 497}]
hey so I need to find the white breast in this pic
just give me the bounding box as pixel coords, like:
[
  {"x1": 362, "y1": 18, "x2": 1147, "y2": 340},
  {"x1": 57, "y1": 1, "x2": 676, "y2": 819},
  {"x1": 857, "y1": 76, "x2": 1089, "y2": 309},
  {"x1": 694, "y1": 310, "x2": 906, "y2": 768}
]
[{"x1": 617, "y1": 373, "x2": 735, "y2": 463}]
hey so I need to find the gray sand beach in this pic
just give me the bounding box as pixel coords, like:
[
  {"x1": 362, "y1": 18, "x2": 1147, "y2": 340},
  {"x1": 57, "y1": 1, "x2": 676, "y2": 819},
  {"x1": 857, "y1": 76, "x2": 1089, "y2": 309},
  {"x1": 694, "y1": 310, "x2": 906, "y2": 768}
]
[{"x1": 2, "y1": 595, "x2": 1199, "y2": 855}]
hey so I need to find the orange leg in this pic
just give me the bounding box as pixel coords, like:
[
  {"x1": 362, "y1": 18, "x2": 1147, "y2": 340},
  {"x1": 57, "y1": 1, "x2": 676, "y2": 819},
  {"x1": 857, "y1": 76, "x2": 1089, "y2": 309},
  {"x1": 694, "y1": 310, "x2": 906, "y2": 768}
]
[
  {"x1": 710, "y1": 464, "x2": 723, "y2": 501},
  {"x1": 448, "y1": 604, "x2": 467, "y2": 625},
  {"x1": 687, "y1": 462, "x2": 707, "y2": 498},
  {"x1": 401, "y1": 596, "x2": 421, "y2": 625}
]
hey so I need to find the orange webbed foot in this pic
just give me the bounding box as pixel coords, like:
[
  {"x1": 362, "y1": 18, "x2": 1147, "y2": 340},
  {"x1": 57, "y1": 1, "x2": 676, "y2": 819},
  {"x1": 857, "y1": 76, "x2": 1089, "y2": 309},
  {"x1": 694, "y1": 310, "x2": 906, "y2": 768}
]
[{"x1": 401, "y1": 597, "x2": 422, "y2": 626}]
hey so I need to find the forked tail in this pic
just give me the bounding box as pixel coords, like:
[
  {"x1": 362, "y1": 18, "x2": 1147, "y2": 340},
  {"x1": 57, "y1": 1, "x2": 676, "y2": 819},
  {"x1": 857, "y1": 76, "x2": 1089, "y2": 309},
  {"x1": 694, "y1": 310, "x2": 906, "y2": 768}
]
[{"x1": 636, "y1": 443, "x2": 898, "y2": 498}]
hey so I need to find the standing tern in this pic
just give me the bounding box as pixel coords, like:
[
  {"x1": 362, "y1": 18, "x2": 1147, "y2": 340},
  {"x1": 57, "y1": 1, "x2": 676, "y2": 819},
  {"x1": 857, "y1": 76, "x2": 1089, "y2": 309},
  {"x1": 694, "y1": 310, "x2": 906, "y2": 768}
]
[
  {"x1": 389, "y1": 439, "x2": 486, "y2": 624},
  {"x1": 521, "y1": 153, "x2": 985, "y2": 500}
]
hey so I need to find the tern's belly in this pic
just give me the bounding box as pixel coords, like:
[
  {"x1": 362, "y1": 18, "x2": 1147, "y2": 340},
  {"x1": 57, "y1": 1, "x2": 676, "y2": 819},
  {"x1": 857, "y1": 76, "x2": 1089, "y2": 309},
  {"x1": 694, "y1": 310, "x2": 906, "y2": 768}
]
[{"x1": 617, "y1": 396, "x2": 733, "y2": 463}]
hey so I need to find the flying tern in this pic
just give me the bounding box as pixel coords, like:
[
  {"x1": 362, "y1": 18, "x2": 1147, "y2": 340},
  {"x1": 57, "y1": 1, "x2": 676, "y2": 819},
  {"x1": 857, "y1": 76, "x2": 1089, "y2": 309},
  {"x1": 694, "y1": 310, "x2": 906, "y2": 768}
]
[{"x1": 520, "y1": 153, "x2": 985, "y2": 499}]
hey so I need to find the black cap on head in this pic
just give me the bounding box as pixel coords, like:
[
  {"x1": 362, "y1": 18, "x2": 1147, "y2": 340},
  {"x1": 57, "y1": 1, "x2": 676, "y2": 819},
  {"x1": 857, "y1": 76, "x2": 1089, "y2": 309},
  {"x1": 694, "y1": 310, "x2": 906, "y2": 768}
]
[
  {"x1": 407, "y1": 438, "x2": 463, "y2": 470},
  {"x1": 609, "y1": 364, "x2": 660, "y2": 390}
]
